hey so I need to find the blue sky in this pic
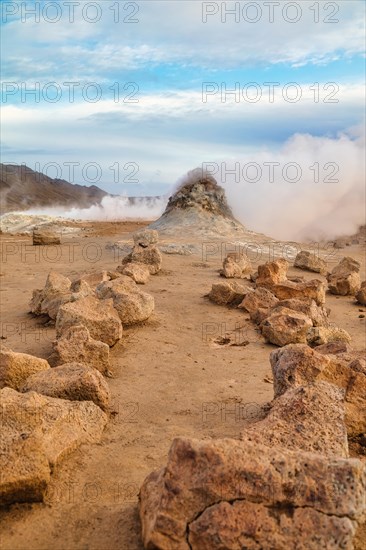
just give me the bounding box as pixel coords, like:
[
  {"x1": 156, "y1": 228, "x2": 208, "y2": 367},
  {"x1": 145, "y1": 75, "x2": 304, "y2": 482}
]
[{"x1": 1, "y1": 0, "x2": 365, "y2": 197}]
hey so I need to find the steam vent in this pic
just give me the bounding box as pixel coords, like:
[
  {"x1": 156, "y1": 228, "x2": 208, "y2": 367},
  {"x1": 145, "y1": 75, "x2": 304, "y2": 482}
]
[{"x1": 149, "y1": 168, "x2": 246, "y2": 237}]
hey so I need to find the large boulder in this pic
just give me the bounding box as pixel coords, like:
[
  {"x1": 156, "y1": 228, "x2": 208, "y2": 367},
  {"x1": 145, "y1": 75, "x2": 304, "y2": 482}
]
[
  {"x1": 245, "y1": 382, "x2": 348, "y2": 458},
  {"x1": 139, "y1": 437, "x2": 365, "y2": 549},
  {"x1": 56, "y1": 295, "x2": 122, "y2": 347},
  {"x1": 269, "y1": 299, "x2": 329, "y2": 327},
  {"x1": 0, "y1": 347, "x2": 50, "y2": 390},
  {"x1": 256, "y1": 258, "x2": 289, "y2": 288},
  {"x1": 238, "y1": 287, "x2": 278, "y2": 324},
  {"x1": 260, "y1": 307, "x2": 313, "y2": 346},
  {"x1": 119, "y1": 262, "x2": 150, "y2": 284},
  {"x1": 208, "y1": 281, "x2": 250, "y2": 306},
  {"x1": 307, "y1": 325, "x2": 351, "y2": 347},
  {"x1": 21, "y1": 362, "x2": 110, "y2": 412},
  {"x1": 294, "y1": 250, "x2": 327, "y2": 275},
  {"x1": 0, "y1": 387, "x2": 107, "y2": 505},
  {"x1": 112, "y1": 291, "x2": 154, "y2": 325},
  {"x1": 32, "y1": 227, "x2": 60, "y2": 246},
  {"x1": 271, "y1": 280, "x2": 326, "y2": 305},
  {"x1": 356, "y1": 281, "x2": 366, "y2": 305},
  {"x1": 270, "y1": 344, "x2": 331, "y2": 398},
  {"x1": 327, "y1": 257, "x2": 361, "y2": 296},
  {"x1": 48, "y1": 325, "x2": 110, "y2": 374},
  {"x1": 30, "y1": 271, "x2": 91, "y2": 320},
  {"x1": 121, "y1": 246, "x2": 162, "y2": 275},
  {"x1": 221, "y1": 252, "x2": 252, "y2": 279},
  {"x1": 270, "y1": 343, "x2": 366, "y2": 438},
  {"x1": 30, "y1": 271, "x2": 71, "y2": 319},
  {"x1": 96, "y1": 279, "x2": 154, "y2": 325}
]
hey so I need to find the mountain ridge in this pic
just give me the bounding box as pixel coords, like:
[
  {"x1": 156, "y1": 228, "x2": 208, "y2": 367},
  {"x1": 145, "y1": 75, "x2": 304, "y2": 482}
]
[{"x1": 0, "y1": 163, "x2": 110, "y2": 214}]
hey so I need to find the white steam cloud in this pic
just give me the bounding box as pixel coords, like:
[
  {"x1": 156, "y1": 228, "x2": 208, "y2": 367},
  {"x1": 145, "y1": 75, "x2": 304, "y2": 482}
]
[
  {"x1": 217, "y1": 125, "x2": 365, "y2": 241},
  {"x1": 23, "y1": 195, "x2": 166, "y2": 222}
]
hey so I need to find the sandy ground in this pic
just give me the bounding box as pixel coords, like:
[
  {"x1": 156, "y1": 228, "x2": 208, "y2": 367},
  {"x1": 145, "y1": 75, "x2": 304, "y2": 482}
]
[{"x1": 0, "y1": 221, "x2": 365, "y2": 550}]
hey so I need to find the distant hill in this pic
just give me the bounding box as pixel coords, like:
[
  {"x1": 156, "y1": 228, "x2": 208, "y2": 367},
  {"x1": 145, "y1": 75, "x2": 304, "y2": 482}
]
[{"x1": 0, "y1": 164, "x2": 109, "y2": 214}]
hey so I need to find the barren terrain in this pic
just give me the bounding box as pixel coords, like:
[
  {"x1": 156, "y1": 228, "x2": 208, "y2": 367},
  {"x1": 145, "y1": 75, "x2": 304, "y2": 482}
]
[{"x1": 0, "y1": 220, "x2": 365, "y2": 549}]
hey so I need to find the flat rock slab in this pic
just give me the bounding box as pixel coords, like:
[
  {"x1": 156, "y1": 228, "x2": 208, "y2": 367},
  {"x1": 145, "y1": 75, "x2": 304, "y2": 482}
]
[{"x1": 0, "y1": 388, "x2": 107, "y2": 505}]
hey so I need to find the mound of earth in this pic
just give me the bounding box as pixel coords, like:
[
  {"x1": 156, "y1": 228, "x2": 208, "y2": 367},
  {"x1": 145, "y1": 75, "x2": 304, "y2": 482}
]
[{"x1": 149, "y1": 168, "x2": 250, "y2": 238}]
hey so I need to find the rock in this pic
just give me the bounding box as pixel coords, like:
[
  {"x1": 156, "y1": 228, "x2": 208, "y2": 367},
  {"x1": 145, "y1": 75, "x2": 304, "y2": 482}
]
[
  {"x1": 56, "y1": 296, "x2": 122, "y2": 347},
  {"x1": 121, "y1": 246, "x2": 162, "y2": 275},
  {"x1": 96, "y1": 278, "x2": 154, "y2": 325},
  {"x1": 107, "y1": 270, "x2": 124, "y2": 280},
  {"x1": 0, "y1": 387, "x2": 107, "y2": 505},
  {"x1": 21, "y1": 362, "x2": 111, "y2": 412},
  {"x1": 269, "y1": 298, "x2": 329, "y2": 327},
  {"x1": 30, "y1": 271, "x2": 91, "y2": 320},
  {"x1": 139, "y1": 437, "x2": 365, "y2": 549},
  {"x1": 244, "y1": 382, "x2": 349, "y2": 457},
  {"x1": 97, "y1": 276, "x2": 137, "y2": 296},
  {"x1": 189, "y1": 500, "x2": 356, "y2": 550},
  {"x1": 208, "y1": 281, "x2": 249, "y2": 306},
  {"x1": 160, "y1": 244, "x2": 197, "y2": 255},
  {"x1": 33, "y1": 227, "x2": 60, "y2": 246},
  {"x1": 71, "y1": 270, "x2": 110, "y2": 291},
  {"x1": 221, "y1": 252, "x2": 252, "y2": 279},
  {"x1": 271, "y1": 280, "x2": 326, "y2": 305},
  {"x1": 343, "y1": 372, "x2": 366, "y2": 438},
  {"x1": 320, "y1": 356, "x2": 366, "y2": 438},
  {"x1": 288, "y1": 275, "x2": 305, "y2": 283},
  {"x1": 48, "y1": 325, "x2": 110, "y2": 374},
  {"x1": 270, "y1": 343, "x2": 365, "y2": 438},
  {"x1": 238, "y1": 287, "x2": 278, "y2": 324},
  {"x1": 112, "y1": 291, "x2": 154, "y2": 325},
  {"x1": 349, "y1": 358, "x2": 366, "y2": 375},
  {"x1": 327, "y1": 257, "x2": 361, "y2": 296},
  {"x1": 356, "y1": 281, "x2": 366, "y2": 305},
  {"x1": 260, "y1": 307, "x2": 313, "y2": 346},
  {"x1": 133, "y1": 229, "x2": 159, "y2": 247},
  {"x1": 30, "y1": 271, "x2": 71, "y2": 318},
  {"x1": 315, "y1": 341, "x2": 352, "y2": 355},
  {"x1": 270, "y1": 344, "x2": 331, "y2": 398},
  {"x1": 294, "y1": 250, "x2": 327, "y2": 275},
  {"x1": 250, "y1": 271, "x2": 258, "y2": 283},
  {"x1": 256, "y1": 258, "x2": 289, "y2": 288},
  {"x1": 307, "y1": 326, "x2": 351, "y2": 346},
  {"x1": 0, "y1": 348, "x2": 50, "y2": 390},
  {"x1": 70, "y1": 279, "x2": 93, "y2": 296},
  {"x1": 119, "y1": 262, "x2": 150, "y2": 284}
]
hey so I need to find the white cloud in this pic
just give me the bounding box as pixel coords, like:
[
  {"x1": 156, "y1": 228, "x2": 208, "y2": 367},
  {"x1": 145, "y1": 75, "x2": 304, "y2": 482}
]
[{"x1": 2, "y1": 0, "x2": 365, "y2": 80}]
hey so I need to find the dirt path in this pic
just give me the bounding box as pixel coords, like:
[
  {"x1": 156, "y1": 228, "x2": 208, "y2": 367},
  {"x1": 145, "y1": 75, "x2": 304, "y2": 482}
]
[{"x1": 0, "y1": 228, "x2": 365, "y2": 549}]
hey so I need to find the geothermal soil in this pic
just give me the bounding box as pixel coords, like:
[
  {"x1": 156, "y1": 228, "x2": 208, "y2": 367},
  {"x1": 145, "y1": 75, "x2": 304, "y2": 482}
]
[{"x1": 0, "y1": 221, "x2": 365, "y2": 550}]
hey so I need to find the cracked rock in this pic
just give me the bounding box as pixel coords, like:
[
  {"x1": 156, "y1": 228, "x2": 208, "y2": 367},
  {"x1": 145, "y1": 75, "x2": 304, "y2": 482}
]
[{"x1": 139, "y1": 437, "x2": 365, "y2": 550}]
